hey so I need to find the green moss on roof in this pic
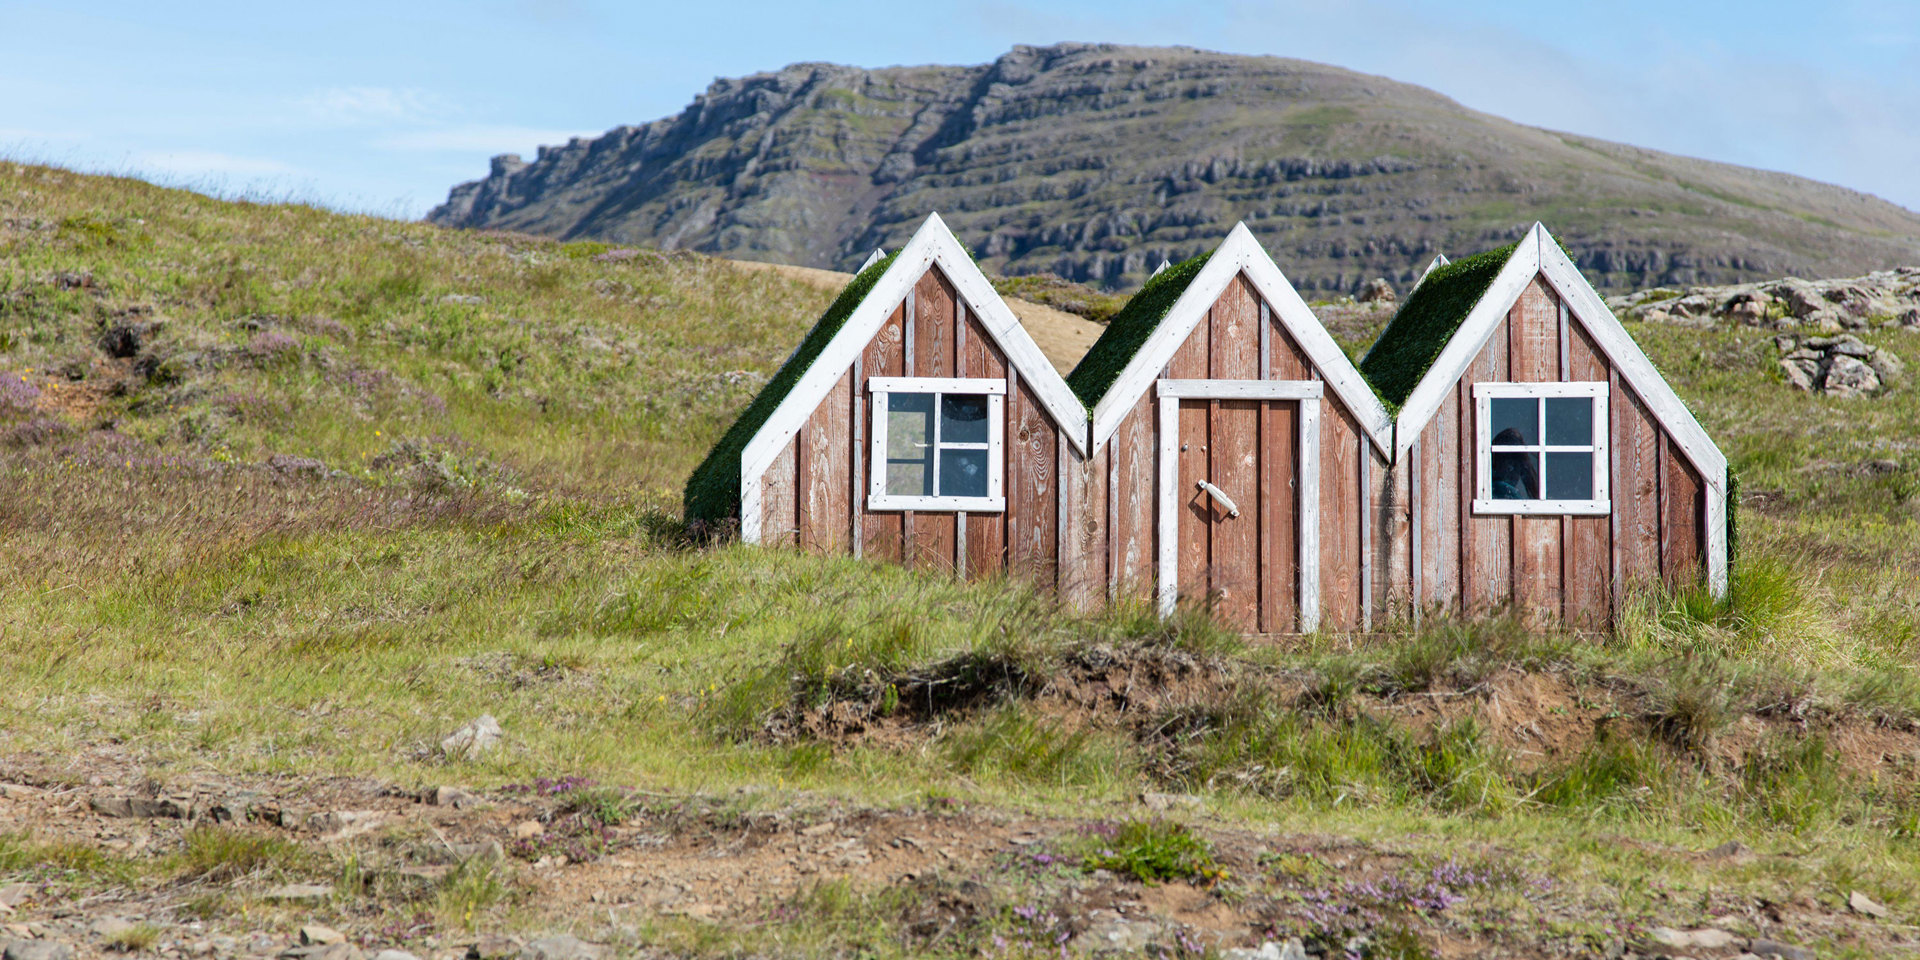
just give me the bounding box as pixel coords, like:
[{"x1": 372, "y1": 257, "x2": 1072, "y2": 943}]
[
  {"x1": 1358, "y1": 242, "x2": 1518, "y2": 409},
  {"x1": 683, "y1": 253, "x2": 896, "y2": 527},
  {"x1": 1065, "y1": 253, "x2": 1211, "y2": 410}
]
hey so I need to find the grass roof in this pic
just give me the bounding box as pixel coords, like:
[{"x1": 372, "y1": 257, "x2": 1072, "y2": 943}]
[
  {"x1": 1065, "y1": 253, "x2": 1211, "y2": 410},
  {"x1": 1357, "y1": 242, "x2": 1518, "y2": 409},
  {"x1": 683, "y1": 253, "x2": 896, "y2": 526}
]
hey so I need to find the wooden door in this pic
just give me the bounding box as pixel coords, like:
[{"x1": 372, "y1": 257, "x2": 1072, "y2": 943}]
[{"x1": 1156, "y1": 380, "x2": 1322, "y2": 634}]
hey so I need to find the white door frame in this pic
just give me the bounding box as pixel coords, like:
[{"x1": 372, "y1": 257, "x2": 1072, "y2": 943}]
[{"x1": 1155, "y1": 379, "x2": 1322, "y2": 631}]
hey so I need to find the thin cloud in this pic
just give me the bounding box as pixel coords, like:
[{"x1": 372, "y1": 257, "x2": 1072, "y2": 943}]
[
  {"x1": 300, "y1": 86, "x2": 448, "y2": 126},
  {"x1": 131, "y1": 149, "x2": 297, "y2": 177},
  {"x1": 375, "y1": 125, "x2": 602, "y2": 154}
]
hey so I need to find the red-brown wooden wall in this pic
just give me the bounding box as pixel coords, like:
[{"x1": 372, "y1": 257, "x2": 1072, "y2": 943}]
[{"x1": 1380, "y1": 275, "x2": 1707, "y2": 629}]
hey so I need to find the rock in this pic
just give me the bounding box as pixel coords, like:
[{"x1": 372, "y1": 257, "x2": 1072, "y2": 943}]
[
  {"x1": 308, "y1": 811, "x2": 385, "y2": 842},
  {"x1": 267, "y1": 454, "x2": 328, "y2": 479},
  {"x1": 1702, "y1": 840, "x2": 1752, "y2": 861},
  {"x1": 0, "y1": 887, "x2": 32, "y2": 911},
  {"x1": 1870, "y1": 348, "x2": 1905, "y2": 384},
  {"x1": 91, "y1": 795, "x2": 188, "y2": 819},
  {"x1": 1355, "y1": 278, "x2": 1395, "y2": 304},
  {"x1": 90, "y1": 918, "x2": 139, "y2": 941},
  {"x1": 441, "y1": 716, "x2": 502, "y2": 761},
  {"x1": 1646, "y1": 927, "x2": 1735, "y2": 950},
  {"x1": 511, "y1": 821, "x2": 544, "y2": 840},
  {"x1": 4, "y1": 942, "x2": 73, "y2": 960},
  {"x1": 1779, "y1": 359, "x2": 1817, "y2": 392},
  {"x1": 428, "y1": 787, "x2": 479, "y2": 809},
  {"x1": 466, "y1": 938, "x2": 520, "y2": 960},
  {"x1": 1847, "y1": 889, "x2": 1889, "y2": 918},
  {"x1": 516, "y1": 937, "x2": 604, "y2": 960},
  {"x1": 1776, "y1": 280, "x2": 1828, "y2": 318},
  {"x1": 1899, "y1": 308, "x2": 1920, "y2": 328},
  {"x1": 299, "y1": 927, "x2": 345, "y2": 947},
  {"x1": 1830, "y1": 334, "x2": 1872, "y2": 358},
  {"x1": 1822, "y1": 355, "x2": 1881, "y2": 397},
  {"x1": 1747, "y1": 939, "x2": 1815, "y2": 960},
  {"x1": 1076, "y1": 912, "x2": 1159, "y2": 953},
  {"x1": 279, "y1": 945, "x2": 360, "y2": 960},
  {"x1": 1222, "y1": 940, "x2": 1306, "y2": 960},
  {"x1": 262, "y1": 885, "x2": 334, "y2": 904},
  {"x1": 1140, "y1": 792, "x2": 1203, "y2": 812},
  {"x1": 446, "y1": 841, "x2": 503, "y2": 863},
  {"x1": 438, "y1": 295, "x2": 484, "y2": 306},
  {"x1": 370, "y1": 952, "x2": 419, "y2": 960}
]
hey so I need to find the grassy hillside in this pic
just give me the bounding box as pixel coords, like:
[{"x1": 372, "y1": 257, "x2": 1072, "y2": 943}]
[
  {"x1": 430, "y1": 43, "x2": 1920, "y2": 295},
  {"x1": 6, "y1": 163, "x2": 1920, "y2": 958}
]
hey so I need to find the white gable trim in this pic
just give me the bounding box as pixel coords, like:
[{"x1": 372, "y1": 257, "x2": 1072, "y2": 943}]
[
  {"x1": 738, "y1": 213, "x2": 1088, "y2": 544},
  {"x1": 1087, "y1": 222, "x2": 1393, "y2": 454},
  {"x1": 1390, "y1": 223, "x2": 1729, "y2": 597}
]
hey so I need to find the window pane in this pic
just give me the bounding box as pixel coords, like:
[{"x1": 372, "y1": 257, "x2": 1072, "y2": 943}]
[
  {"x1": 1545, "y1": 397, "x2": 1593, "y2": 446},
  {"x1": 940, "y1": 448, "x2": 990, "y2": 498},
  {"x1": 941, "y1": 394, "x2": 989, "y2": 444},
  {"x1": 1546, "y1": 452, "x2": 1594, "y2": 500},
  {"x1": 1490, "y1": 397, "x2": 1538, "y2": 446},
  {"x1": 885, "y1": 393, "x2": 934, "y2": 496},
  {"x1": 1491, "y1": 450, "x2": 1540, "y2": 500}
]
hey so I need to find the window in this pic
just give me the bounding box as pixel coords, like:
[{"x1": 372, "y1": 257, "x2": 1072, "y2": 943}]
[
  {"x1": 1472, "y1": 382, "x2": 1610, "y2": 515},
  {"x1": 867, "y1": 377, "x2": 1005, "y2": 511}
]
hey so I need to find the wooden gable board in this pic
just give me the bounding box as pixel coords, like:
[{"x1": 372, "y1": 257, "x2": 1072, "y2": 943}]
[
  {"x1": 738, "y1": 212, "x2": 1087, "y2": 545},
  {"x1": 1086, "y1": 222, "x2": 1393, "y2": 454},
  {"x1": 1389, "y1": 222, "x2": 1730, "y2": 597}
]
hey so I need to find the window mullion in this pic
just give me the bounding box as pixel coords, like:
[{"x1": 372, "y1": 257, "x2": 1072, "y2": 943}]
[{"x1": 930, "y1": 391, "x2": 943, "y2": 497}]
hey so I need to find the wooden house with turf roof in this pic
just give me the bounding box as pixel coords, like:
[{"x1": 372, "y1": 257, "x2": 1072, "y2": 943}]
[
  {"x1": 1064, "y1": 223, "x2": 1395, "y2": 634},
  {"x1": 1357, "y1": 222, "x2": 1730, "y2": 629},
  {"x1": 683, "y1": 213, "x2": 1093, "y2": 583}
]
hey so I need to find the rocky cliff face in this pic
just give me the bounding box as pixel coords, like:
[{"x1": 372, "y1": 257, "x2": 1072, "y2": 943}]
[{"x1": 429, "y1": 43, "x2": 1920, "y2": 293}]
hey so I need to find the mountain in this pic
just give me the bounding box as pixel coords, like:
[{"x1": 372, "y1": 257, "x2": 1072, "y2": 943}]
[{"x1": 427, "y1": 43, "x2": 1920, "y2": 294}]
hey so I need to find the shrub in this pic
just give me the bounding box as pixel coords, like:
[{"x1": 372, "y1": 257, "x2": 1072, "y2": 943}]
[
  {"x1": 177, "y1": 826, "x2": 306, "y2": 881},
  {"x1": 1079, "y1": 819, "x2": 1221, "y2": 885}
]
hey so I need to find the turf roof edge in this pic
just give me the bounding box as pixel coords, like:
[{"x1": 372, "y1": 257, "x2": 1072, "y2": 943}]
[
  {"x1": 1065, "y1": 252, "x2": 1212, "y2": 411},
  {"x1": 683, "y1": 253, "x2": 897, "y2": 527},
  {"x1": 1356, "y1": 241, "x2": 1520, "y2": 410}
]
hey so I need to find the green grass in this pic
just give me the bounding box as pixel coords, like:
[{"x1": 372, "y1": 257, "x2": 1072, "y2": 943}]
[
  {"x1": 5, "y1": 163, "x2": 1920, "y2": 956},
  {"x1": 1077, "y1": 819, "x2": 1221, "y2": 885}
]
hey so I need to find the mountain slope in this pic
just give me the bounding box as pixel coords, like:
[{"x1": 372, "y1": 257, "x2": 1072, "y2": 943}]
[{"x1": 428, "y1": 43, "x2": 1920, "y2": 293}]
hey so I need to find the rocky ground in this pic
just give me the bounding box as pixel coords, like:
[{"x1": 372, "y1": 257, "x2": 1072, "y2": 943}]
[{"x1": 0, "y1": 757, "x2": 1887, "y2": 960}]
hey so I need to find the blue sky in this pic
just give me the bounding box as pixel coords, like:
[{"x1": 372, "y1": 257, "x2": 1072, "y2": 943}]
[{"x1": 4, "y1": 0, "x2": 1917, "y2": 218}]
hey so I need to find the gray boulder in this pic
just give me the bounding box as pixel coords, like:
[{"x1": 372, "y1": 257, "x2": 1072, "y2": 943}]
[
  {"x1": 4, "y1": 943, "x2": 73, "y2": 960},
  {"x1": 1823, "y1": 355, "x2": 1880, "y2": 397}
]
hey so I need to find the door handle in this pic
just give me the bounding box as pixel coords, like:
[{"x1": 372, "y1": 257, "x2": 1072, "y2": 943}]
[{"x1": 1195, "y1": 480, "x2": 1240, "y2": 517}]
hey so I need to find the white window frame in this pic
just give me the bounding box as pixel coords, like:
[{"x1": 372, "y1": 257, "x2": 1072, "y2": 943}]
[
  {"x1": 1471, "y1": 381, "x2": 1610, "y2": 516},
  {"x1": 866, "y1": 376, "x2": 1006, "y2": 512}
]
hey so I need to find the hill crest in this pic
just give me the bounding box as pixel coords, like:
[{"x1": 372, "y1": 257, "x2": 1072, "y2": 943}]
[{"x1": 428, "y1": 42, "x2": 1920, "y2": 293}]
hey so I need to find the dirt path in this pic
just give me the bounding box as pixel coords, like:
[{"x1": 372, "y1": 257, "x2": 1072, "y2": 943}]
[
  {"x1": 726, "y1": 259, "x2": 1104, "y2": 374},
  {"x1": 0, "y1": 754, "x2": 1884, "y2": 960}
]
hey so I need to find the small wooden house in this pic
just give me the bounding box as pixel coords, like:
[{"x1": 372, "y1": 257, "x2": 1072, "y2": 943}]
[
  {"x1": 683, "y1": 213, "x2": 1092, "y2": 582},
  {"x1": 1358, "y1": 223, "x2": 1729, "y2": 629},
  {"x1": 688, "y1": 216, "x2": 1730, "y2": 634},
  {"x1": 1064, "y1": 223, "x2": 1394, "y2": 634}
]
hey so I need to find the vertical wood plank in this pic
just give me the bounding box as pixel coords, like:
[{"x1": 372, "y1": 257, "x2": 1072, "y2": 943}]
[
  {"x1": 905, "y1": 268, "x2": 957, "y2": 571},
  {"x1": 963, "y1": 311, "x2": 1008, "y2": 577},
  {"x1": 1211, "y1": 398, "x2": 1260, "y2": 630},
  {"x1": 1424, "y1": 385, "x2": 1461, "y2": 614},
  {"x1": 760, "y1": 437, "x2": 799, "y2": 547},
  {"x1": 859, "y1": 302, "x2": 908, "y2": 562},
  {"x1": 1211, "y1": 275, "x2": 1260, "y2": 381},
  {"x1": 1615, "y1": 381, "x2": 1663, "y2": 595},
  {"x1": 1465, "y1": 319, "x2": 1512, "y2": 613},
  {"x1": 799, "y1": 369, "x2": 852, "y2": 553},
  {"x1": 1114, "y1": 395, "x2": 1157, "y2": 600},
  {"x1": 1508, "y1": 277, "x2": 1562, "y2": 621},
  {"x1": 1663, "y1": 439, "x2": 1704, "y2": 589},
  {"x1": 851, "y1": 357, "x2": 863, "y2": 558},
  {"x1": 1008, "y1": 376, "x2": 1058, "y2": 586},
  {"x1": 1320, "y1": 404, "x2": 1362, "y2": 631},
  {"x1": 1566, "y1": 323, "x2": 1612, "y2": 629},
  {"x1": 1261, "y1": 397, "x2": 1298, "y2": 632},
  {"x1": 1167, "y1": 304, "x2": 1211, "y2": 609},
  {"x1": 1178, "y1": 398, "x2": 1211, "y2": 610}
]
